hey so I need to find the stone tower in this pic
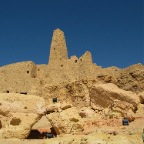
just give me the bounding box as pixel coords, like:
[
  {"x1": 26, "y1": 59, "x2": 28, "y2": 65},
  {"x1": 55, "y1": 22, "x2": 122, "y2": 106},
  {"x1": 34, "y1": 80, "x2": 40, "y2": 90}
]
[{"x1": 48, "y1": 28, "x2": 68, "y2": 66}]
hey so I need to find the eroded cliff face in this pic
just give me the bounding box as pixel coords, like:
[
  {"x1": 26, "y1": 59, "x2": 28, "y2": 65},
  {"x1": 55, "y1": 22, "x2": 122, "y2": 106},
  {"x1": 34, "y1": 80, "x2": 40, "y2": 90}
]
[{"x1": 0, "y1": 29, "x2": 144, "y2": 141}]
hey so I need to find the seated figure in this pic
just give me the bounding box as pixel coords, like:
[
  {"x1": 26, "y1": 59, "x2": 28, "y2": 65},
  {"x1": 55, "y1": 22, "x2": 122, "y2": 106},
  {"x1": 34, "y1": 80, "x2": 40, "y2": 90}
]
[
  {"x1": 122, "y1": 117, "x2": 129, "y2": 126},
  {"x1": 45, "y1": 133, "x2": 53, "y2": 139},
  {"x1": 53, "y1": 98, "x2": 57, "y2": 103}
]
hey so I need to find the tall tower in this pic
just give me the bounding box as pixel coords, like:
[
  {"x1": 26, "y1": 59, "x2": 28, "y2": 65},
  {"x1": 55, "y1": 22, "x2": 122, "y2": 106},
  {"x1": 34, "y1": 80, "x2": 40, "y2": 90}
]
[{"x1": 48, "y1": 29, "x2": 68, "y2": 66}]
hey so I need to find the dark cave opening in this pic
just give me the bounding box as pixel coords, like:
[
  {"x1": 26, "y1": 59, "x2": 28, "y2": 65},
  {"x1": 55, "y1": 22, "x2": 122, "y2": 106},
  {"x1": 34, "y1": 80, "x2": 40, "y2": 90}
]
[
  {"x1": 141, "y1": 100, "x2": 144, "y2": 104},
  {"x1": 27, "y1": 127, "x2": 57, "y2": 139},
  {"x1": 27, "y1": 130, "x2": 43, "y2": 139},
  {"x1": 20, "y1": 92, "x2": 27, "y2": 95}
]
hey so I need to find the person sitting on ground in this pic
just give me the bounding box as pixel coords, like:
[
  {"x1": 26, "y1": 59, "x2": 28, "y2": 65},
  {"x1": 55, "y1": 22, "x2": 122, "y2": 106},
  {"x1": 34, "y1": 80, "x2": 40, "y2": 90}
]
[{"x1": 122, "y1": 117, "x2": 129, "y2": 126}]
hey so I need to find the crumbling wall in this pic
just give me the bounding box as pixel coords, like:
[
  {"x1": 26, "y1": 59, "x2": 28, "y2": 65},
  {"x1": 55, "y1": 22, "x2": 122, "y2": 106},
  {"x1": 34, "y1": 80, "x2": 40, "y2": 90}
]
[{"x1": 0, "y1": 61, "x2": 39, "y2": 94}]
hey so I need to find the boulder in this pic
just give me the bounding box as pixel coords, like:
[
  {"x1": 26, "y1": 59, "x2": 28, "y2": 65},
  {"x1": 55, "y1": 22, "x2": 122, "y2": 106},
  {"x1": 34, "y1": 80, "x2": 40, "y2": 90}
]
[
  {"x1": 89, "y1": 83, "x2": 140, "y2": 117},
  {"x1": 46, "y1": 107, "x2": 84, "y2": 135},
  {"x1": 0, "y1": 93, "x2": 46, "y2": 139},
  {"x1": 78, "y1": 107, "x2": 95, "y2": 118},
  {"x1": 46, "y1": 103, "x2": 61, "y2": 113}
]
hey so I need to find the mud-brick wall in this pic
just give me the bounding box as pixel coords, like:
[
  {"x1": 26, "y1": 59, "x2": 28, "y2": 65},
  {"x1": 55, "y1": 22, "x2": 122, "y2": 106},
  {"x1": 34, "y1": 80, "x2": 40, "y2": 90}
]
[{"x1": 0, "y1": 61, "x2": 38, "y2": 94}]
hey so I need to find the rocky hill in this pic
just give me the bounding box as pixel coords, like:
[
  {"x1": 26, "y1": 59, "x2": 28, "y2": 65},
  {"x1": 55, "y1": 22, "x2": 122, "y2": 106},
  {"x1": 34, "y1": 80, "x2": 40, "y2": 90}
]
[{"x1": 0, "y1": 29, "x2": 144, "y2": 143}]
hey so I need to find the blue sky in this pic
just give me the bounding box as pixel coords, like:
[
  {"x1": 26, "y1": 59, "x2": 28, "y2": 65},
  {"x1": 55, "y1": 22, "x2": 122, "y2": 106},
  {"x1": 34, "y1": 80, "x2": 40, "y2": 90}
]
[{"x1": 0, "y1": 0, "x2": 143, "y2": 68}]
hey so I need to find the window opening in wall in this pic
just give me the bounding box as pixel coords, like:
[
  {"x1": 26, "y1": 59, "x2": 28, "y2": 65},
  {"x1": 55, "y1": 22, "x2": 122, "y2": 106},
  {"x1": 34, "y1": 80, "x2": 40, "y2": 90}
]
[
  {"x1": 20, "y1": 92, "x2": 27, "y2": 95},
  {"x1": 6, "y1": 90, "x2": 9, "y2": 93},
  {"x1": 53, "y1": 98, "x2": 57, "y2": 103},
  {"x1": 75, "y1": 60, "x2": 77, "y2": 63},
  {"x1": 27, "y1": 71, "x2": 29, "y2": 74}
]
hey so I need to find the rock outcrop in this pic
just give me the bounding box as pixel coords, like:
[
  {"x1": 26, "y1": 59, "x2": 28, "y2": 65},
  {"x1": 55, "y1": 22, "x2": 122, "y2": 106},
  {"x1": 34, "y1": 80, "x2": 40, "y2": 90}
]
[
  {"x1": 116, "y1": 63, "x2": 144, "y2": 93},
  {"x1": 89, "y1": 83, "x2": 140, "y2": 117},
  {"x1": 0, "y1": 93, "x2": 45, "y2": 139},
  {"x1": 138, "y1": 91, "x2": 144, "y2": 104},
  {"x1": 46, "y1": 107, "x2": 84, "y2": 135}
]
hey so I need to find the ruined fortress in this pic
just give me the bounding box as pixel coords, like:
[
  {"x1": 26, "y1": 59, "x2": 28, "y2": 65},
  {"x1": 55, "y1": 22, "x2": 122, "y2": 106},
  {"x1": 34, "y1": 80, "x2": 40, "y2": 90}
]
[
  {"x1": 0, "y1": 29, "x2": 144, "y2": 142},
  {"x1": 0, "y1": 29, "x2": 143, "y2": 103}
]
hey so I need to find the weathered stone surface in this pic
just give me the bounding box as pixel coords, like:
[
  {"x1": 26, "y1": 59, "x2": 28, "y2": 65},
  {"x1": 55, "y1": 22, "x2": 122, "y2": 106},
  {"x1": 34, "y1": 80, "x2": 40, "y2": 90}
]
[
  {"x1": 138, "y1": 91, "x2": 144, "y2": 104},
  {"x1": 60, "y1": 102, "x2": 73, "y2": 110},
  {"x1": 32, "y1": 116, "x2": 51, "y2": 132},
  {"x1": 0, "y1": 93, "x2": 45, "y2": 139},
  {"x1": 46, "y1": 102, "x2": 73, "y2": 113},
  {"x1": 78, "y1": 107, "x2": 95, "y2": 118},
  {"x1": 89, "y1": 83, "x2": 140, "y2": 117},
  {"x1": 65, "y1": 81, "x2": 90, "y2": 108},
  {"x1": 41, "y1": 81, "x2": 90, "y2": 108},
  {"x1": 116, "y1": 63, "x2": 144, "y2": 93},
  {"x1": 46, "y1": 107, "x2": 84, "y2": 135},
  {"x1": 46, "y1": 103, "x2": 61, "y2": 113},
  {"x1": 135, "y1": 103, "x2": 144, "y2": 118}
]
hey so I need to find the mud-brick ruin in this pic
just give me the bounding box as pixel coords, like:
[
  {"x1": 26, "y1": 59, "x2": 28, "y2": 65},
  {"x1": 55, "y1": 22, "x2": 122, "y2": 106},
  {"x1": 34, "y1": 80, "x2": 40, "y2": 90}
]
[{"x1": 0, "y1": 29, "x2": 144, "y2": 143}]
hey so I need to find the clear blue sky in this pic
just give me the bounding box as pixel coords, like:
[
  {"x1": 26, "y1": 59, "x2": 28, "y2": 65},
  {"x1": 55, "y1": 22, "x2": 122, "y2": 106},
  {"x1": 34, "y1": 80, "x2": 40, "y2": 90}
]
[{"x1": 0, "y1": 0, "x2": 143, "y2": 68}]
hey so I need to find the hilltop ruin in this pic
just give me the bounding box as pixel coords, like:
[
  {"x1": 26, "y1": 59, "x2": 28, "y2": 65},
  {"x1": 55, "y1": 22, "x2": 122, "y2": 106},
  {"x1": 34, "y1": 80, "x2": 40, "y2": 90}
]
[
  {"x1": 0, "y1": 29, "x2": 144, "y2": 143},
  {"x1": 0, "y1": 29, "x2": 143, "y2": 101}
]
